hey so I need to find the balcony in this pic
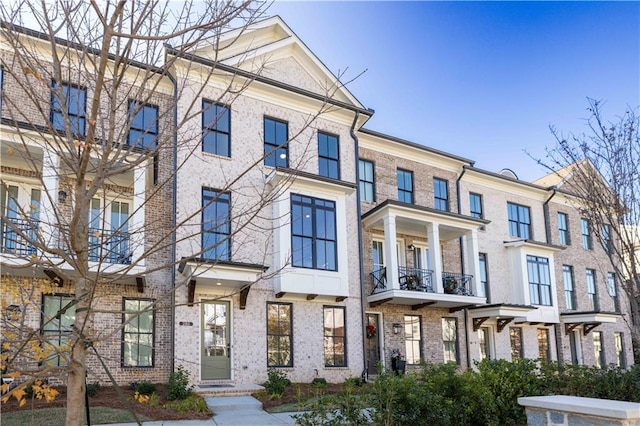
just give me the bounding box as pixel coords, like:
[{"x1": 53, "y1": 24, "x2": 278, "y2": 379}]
[
  {"x1": 369, "y1": 266, "x2": 483, "y2": 309},
  {"x1": 88, "y1": 228, "x2": 131, "y2": 265},
  {"x1": 1, "y1": 218, "x2": 38, "y2": 256}
]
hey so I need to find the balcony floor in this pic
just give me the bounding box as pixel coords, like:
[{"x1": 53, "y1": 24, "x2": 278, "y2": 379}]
[{"x1": 367, "y1": 288, "x2": 486, "y2": 309}]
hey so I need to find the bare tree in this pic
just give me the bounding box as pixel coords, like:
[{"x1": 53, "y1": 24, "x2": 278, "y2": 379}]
[
  {"x1": 536, "y1": 98, "x2": 640, "y2": 358},
  {"x1": 0, "y1": 1, "x2": 362, "y2": 424}
]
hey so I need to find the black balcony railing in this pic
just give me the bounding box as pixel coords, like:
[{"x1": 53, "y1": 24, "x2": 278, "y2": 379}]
[
  {"x1": 370, "y1": 266, "x2": 474, "y2": 297},
  {"x1": 442, "y1": 272, "x2": 474, "y2": 296},
  {"x1": 1, "y1": 218, "x2": 38, "y2": 256},
  {"x1": 399, "y1": 266, "x2": 433, "y2": 292},
  {"x1": 88, "y1": 228, "x2": 131, "y2": 265}
]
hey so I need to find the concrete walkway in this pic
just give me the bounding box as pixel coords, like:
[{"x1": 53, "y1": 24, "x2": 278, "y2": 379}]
[{"x1": 97, "y1": 395, "x2": 300, "y2": 426}]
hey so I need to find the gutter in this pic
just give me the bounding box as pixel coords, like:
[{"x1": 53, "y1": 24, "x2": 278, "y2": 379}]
[
  {"x1": 350, "y1": 111, "x2": 369, "y2": 381},
  {"x1": 456, "y1": 166, "x2": 472, "y2": 369}
]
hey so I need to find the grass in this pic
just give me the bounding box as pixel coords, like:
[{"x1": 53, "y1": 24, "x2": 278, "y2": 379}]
[{"x1": 0, "y1": 406, "x2": 151, "y2": 426}]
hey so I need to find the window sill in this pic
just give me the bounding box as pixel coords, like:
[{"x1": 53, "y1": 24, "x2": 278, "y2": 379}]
[{"x1": 202, "y1": 152, "x2": 232, "y2": 161}]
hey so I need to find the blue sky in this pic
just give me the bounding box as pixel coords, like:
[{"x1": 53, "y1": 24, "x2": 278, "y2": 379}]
[{"x1": 269, "y1": 1, "x2": 640, "y2": 182}]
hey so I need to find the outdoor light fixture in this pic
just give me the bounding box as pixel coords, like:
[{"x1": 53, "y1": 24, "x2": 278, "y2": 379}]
[
  {"x1": 58, "y1": 190, "x2": 67, "y2": 203},
  {"x1": 407, "y1": 244, "x2": 415, "y2": 251},
  {"x1": 4, "y1": 305, "x2": 21, "y2": 321},
  {"x1": 392, "y1": 323, "x2": 402, "y2": 335}
]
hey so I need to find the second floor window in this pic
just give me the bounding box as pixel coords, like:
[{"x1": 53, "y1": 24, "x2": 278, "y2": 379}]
[
  {"x1": 479, "y1": 253, "x2": 489, "y2": 299},
  {"x1": 318, "y1": 132, "x2": 339, "y2": 179},
  {"x1": 581, "y1": 218, "x2": 593, "y2": 250},
  {"x1": 602, "y1": 224, "x2": 612, "y2": 253},
  {"x1": 558, "y1": 213, "x2": 570, "y2": 245},
  {"x1": 586, "y1": 269, "x2": 599, "y2": 311},
  {"x1": 128, "y1": 101, "x2": 158, "y2": 149},
  {"x1": 202, "y1": 101, "x2": 230, "y2": 157},
  {"x1": 433, "y1": 178, "x2": 449, "y2": 211},
  {"x1": 291, "y1": 194, "x2": 336, "y2": 271},
  {"x1": 469, "y1": 193, "x2": 483, "y2": 218},
  {"x1": 264, "y1": 117, "x2": 288, "y2": 168},
  {"x1": 397, "y1": 169, "x2": 414, "y2": 204},
  {"x1": 51, "y1": 81, "x2": 86, "y2": 136},
  {"x1": 563, "y1": 265, "x2": 575, "y2": 310},
  {"x1": 507, "y1": 202, "x2": 531, "y2": 239},
  {"x1": 608, "y1": 272, "x2": 620, "y2": 312},
  {"x1": 358, "y1": 160, "x2": 375, "y2": 202},
  {"x1": 527, "y1": 255, "x2": 551, "y2": 306},
  {"x1": 202, "y1": 188, "x2": 230, "y2": 261}
]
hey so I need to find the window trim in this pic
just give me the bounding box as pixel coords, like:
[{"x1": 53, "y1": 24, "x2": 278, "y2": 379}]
[
  {"x1": 507, "y1": 202, "x2": 532, "y2": 239},
  {"x1": 266, "y1": 302, "x2": 293, "y2": 368},
  {"x1": 397, "y1": 168, "x2": 414, "y2": 204},
  {"x1": 581, "y1": 218, "x2": 593, "y2": 250},
  {"x1": 50, "y1": 81, "x2": 87, "y2": 136},
  {"x1": 404, "y1": 314, "x2": 422, "y2": 365},
  {"x1": 358, "y1": 159, "x2": 375, "y2": 202},
  {"x1": 442, "y1": 317, "x2": 459, "y2": 364},
  {"x1": 318, "y1": 131, "x2": 340, "y2": 180},
  {"x1": 202, "y1": 99, "x2": 231, "y2": 157},
  {"x1": 202, "y1": 188, "x2": 231, "y2": 261},
  {"x1": 527, "y1": 255, "x2": 552, "y2": 306},
  {"x1": 290, "y1": 194, "x2": 337, "y2": 271},
  {"x1": 121, "y1": 297, "x2": 156, "y2": 368},
  {"x1": 127, "y1": 100, "x2": 159, "y2": 149},
  {"x1": 562, "y1": 265, "x2": 576, "y2": 310},
  {"x1": 558, "y1": 212, "x2": 570, "y2": 245},
  {"x1": 263, "y1": 116, "x2": 289, "y2": 168},
  {"x1": 323, "y1": 306, "x2": 347, "y2": 367},
  {"x1": 433, "y1": 177, "x2": 450, "y2": 212},
  {"x1": 469, "y1": 192, "x2": 484, "y2": 219},
  {"x1": 586, "y1": 269, "x2": 599, "y2": 311}
]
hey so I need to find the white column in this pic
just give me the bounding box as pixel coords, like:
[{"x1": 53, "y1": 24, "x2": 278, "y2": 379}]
[
  {"x1": 383, "y1": 214, "x2": 400, "y2": 290},
  {"x1": 465, "y1": 229, "x2": 482, "y2": 297},
  {"x1": 131, "y1": 161, "x2": 147, "y2": 266},
  {"x1": 40, "y1": 149, "x2": 59, "y2": 253},
  {"x1": 427, "y1": 222, "x2": 443, "y2": 292}
]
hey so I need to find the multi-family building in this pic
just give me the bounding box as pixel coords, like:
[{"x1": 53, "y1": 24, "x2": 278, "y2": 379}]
[{"x1": 1, "y1": 15, "x2": 633, "y2": 390}]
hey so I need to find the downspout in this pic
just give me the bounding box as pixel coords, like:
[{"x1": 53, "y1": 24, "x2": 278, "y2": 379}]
[
  {"x1": 350, "y1": 111, "x2": 368, "y2": 381},
  {"x1": 164, "y1": 49, "x2": 179, "y2": 374},
  {"x1": 543, "y1": 187, "x2": 558, "y2": 244},
  {"x1": 456, "y1": 166, "x2": 472, "y2": 369}
]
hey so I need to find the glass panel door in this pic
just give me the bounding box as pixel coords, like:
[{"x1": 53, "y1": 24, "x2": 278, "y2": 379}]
[{"x1": 202, "y1": 300, "x2": 230, "y2": 380}]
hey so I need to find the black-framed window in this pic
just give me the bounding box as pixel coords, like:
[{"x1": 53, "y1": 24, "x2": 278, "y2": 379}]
[
  {"x1": 291, "y1": 194, "x2": 336, "y2": 271},
  {"x1": 478, "y1": 327, "x2": 491, "y2": 360},
  {"x1": 442, "y1": 317, "x2": 458, "y2": 364},
  {"x1": 433, "y1": 178, "x2": 449, "y2": 211},
  {"x1": 404, "y1": 315, "x2": 422, "y2": 365},
  {"x1": 264, "y1": 117, "x2": 288, "y2": 167},
  {"x1": 51, "y1": 81, "x2": 86, "y2": 136},
  {"x1": 593, "y1": 331, "x2": 605, "y2": 368},
  {"x1": 608, "y1": 272, "x2": 620, "y2": 312},
  {"x1": 586, "y1": 269, "x2": 599, "y2": 311},
  {"x1": 479, "y1": 253, "x2": 489, "y2": 300},
  {"x1": 397, "y1": 169, "x2": 413, "y2": 204},
  {"x1": 358, "y1": 159, "x2": 375, "y2": 202},
  {"x1": 41, "y1": 294, "x2": 76, "y2": 366},
  {"x1": 202, "y1": 188, "x2": 230, "y2": 261},
  {"x1": 507, "y1": 202, "x2": 531, "y2": 239},
  {"x1": 470, "y1": 193, "x2": 483, "y2": 219},
  {"x1": 527, "y1": 255, "x2": 552, "y2": 306},
  {"x1": 581, "y1": 218, "x2": 593, "y2": 250},
  {"x1": 510, "y1": 327, "x2": 523, "y2": 360},
  {"x1": 558, "y1": 213, "x2": 570, "y2": 245},
  {"x1": 122, "y1": 298, "x2": 155, "y2": 367},
  {"x1": 323, "y1": 306, "x2": 346, "y2": 367},
  {"x1": 128, "y1": 101, "x2": 158, "y2": 149},
  {"x1": 563, "y1": 265, "x2": 576, "y2": 310},
  {"x1": 602, "y1": 224, "x2": 612, "y2": 253},
  {"x1": 202, "y1": 100, "x2": 230, "y2": 157},
  {"x1": 0, "y1": 67, "x2": 4, "y2": 112},
  {"x1": 318, "y1": 132, "x2": 339, "y2": 179},
  {"x1": 267, "y1": 302, "x2": 292, "y2": 367},
  {"x1": 614, "y1": 332, "x2": 626, "y2": 368},
  {"x1": 537, "y1": 328, "x2": 550, "y2": 361}
]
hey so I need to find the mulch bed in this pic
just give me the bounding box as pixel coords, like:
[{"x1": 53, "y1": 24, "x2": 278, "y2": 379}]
[
  {"x1": 1, "y1": 384, "x2": 212, "y2": 421},
  {"x1": 255, "y1": 382, "x2": 363, "y2": 411}
]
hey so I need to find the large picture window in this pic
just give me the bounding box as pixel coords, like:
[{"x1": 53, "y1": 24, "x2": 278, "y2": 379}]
[
  {"x1": 507, "y1": 202, "x2": 531, "y2": 239},
  {"x1": 122, "y1": 299, "x2": 155, "y2": 367},
  {"x1": 51, "y1": 81, "x2": 86, "y2": 136},
  {"x1": 318, "y1": 132, "x2": 339, "y2": 179},
  {"x1": 442, "y1": 317, "x2": 458, "y2": 364},
  {"x1": 291, "y1": 194, "x2": 336, "y2": 271},
  {"x1": 128, "y1": 101, "x2": 158, "y2": 149},
  {"x1": 264, "y1": 117, "x2": 288, "y2": 167},
  {"x1": 404, "y1": 315, "x2": 422, "y2": 365},
  {"x1": 358, "y1": 160, "x2": 375, "y2": 202},
  {"x1": 323, "y1": 307, "x2": 346, "y2": 367},
  {"x1": 267, "y1": 303, "x2": 292, "y2": 367},
  {"x1": 202, "y1": 188, "x2": 230, "y2": 261},
  {"x1": 42, "y1": 294, "x2": 76, "y2": 366},
  {"x1": 527, "y1": 255, "x2": 552, "y2": 306},
  {"x1": 203, "y1": 101, "x2": 230, "y2": 157}
]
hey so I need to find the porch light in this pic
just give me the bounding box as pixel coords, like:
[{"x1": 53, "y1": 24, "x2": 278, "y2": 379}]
[
  {"x1": 392, "y1": 323, "x2": 402, "y2": 335},
  {"x1": 4, "y1": 305, "x2": 21, "y2": 321},
  {"x1": 58, "y1": 190, "x2": 67, "y2": 203},
  {"x1": 407, "y1": 244, "x2": 415, "y2": 251}
]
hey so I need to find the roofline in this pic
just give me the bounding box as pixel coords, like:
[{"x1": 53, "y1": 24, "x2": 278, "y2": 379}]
[
  {"x1": 1, "y1": 21, "x2": 165, "y2": 74},
  {"x1": 359, "y1": 128, "x2": 475, "y2": 165},
  {"x1": 462, "y1": 165, "x2": 553, "y2": 191},
  {"x1": 362, "y1": 199, "x2": 490, "y2": 225},
  {"x1": 166, "y1": 47, "x2": 374, "y2": 117}
]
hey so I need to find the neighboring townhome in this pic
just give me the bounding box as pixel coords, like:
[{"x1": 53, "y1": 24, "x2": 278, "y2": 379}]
[
  {"x1": 1, "y1": 25, "x2": 175, "y2": 385},
  {"x1": 169, "y1": 17, "x2": 373, "y2": 385}
]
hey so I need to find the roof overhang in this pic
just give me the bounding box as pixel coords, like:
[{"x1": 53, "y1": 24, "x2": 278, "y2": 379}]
[
  {"x1": 468, "y1": 303, "x2": 538, "y2": 332},
  {"x1": 561, "y1": 311, "x2": 620, "y2": 335},
  {"x1": 367, "y1": 289, "x2": 486, "y2": 310}
]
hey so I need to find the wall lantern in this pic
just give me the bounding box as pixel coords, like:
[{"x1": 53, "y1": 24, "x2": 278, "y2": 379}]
[
  {"x1": 58, "y1": 190, "x2": 67, "y2": 203},
  {"x1": 392, "y1": 323, "x2": 402, "y2": 335},
  {"x1": 4, "y1": 305, "x2": 21, "y2": 321}
]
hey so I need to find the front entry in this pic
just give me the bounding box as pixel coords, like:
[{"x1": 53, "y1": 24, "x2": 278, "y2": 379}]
[
  {"x1": 365, "y1": 313, "x2": 381, "y2": 375},
  {"x1": 201, "y1": 301, "x2": 230, "y2": 380}
]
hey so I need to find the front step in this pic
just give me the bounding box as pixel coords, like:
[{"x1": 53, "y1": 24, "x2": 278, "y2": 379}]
[
  {"x1": 205, "y1": 395, "x2": 263, "y2": 413},
  {"x1": 195, "y1": 383, "x2": 264, "y2": 397}
]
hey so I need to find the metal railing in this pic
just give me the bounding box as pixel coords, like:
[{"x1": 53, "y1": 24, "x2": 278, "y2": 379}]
[
  {"x1": 441, "y1": 272, "x2": 474, "y2": 296},
  {"x1": 1, "y1": 218, "x2": 38, "y2": 256},
  {"x1": 398, "y1": 266, "x2": 433, "y2": 292},
  {"x1": 370, "y1": 266, "x2": 474, "y2": 297},
  {"x1": 88, "y1": 228, "x2": 132, "y2": 264}
]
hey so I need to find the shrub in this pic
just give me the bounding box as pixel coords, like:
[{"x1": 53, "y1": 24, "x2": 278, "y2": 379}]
[
  {"x1": 165, "y1": 365, "x2": 194, "y2": 401},
  {"x1": 262, "y1": 369, "x2": 290, "y2": 398},
  {"x1": 164, "y1": 393, "x2": 210, "y2": 414},
  {"x1": 344, "y1": 376, "x2": 364, "y2": 387},
  {"x1": 311, "y1": 377, "x2": 327, "y2": 389},
  {"x1": 132, "y1": 381, "x2": 156, "y2": 396},
  {"x1": 86, "y1": 382, "x2": 101, "y2": 397}
]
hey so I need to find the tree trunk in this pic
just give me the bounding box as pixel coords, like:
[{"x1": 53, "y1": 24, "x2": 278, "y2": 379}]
[{"x1": 66, "y1": 343, "x2": 87, "y2": 426}]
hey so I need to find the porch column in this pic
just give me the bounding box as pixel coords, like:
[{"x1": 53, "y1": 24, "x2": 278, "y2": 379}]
[
  {"x1": 131, "y1": 161, "x2": 147, "y2": 266},
  {"x1": 465, "y1": 229, "x2": 482, "y2": 297},
  {"x1": 383, "y1": 214, "x2": 400, "y2": 290},
  {"x1": 40, "y1": 149, "x2": 59, "y2": 252},
  {"x1": 427, "y1": 222, "x2": 443, "y2": 292}
]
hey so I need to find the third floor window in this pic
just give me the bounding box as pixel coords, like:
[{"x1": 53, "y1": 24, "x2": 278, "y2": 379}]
[
  {"x1": 558, "y1": 212, "x2": 570, "y2": 245},
  {"x1": 507, "y1": 202, "x2": 531, "y2": 239},
  {"x1": 128, "y1": 101, "x2": 158, "y2": 149},
  {"x1": 202, "y1": 188, "x2": 230, "y2": 261},
  {"x1": 203, "y1": 101, "x2": 230, "y2": 157},
  {"x1": 469, "y1": 193, "x2": 483, "y2": 218},
  {"x1": 581, "y1": 218, "x2": 593, "y2": 250},
  {"x1": 358, "y1": 159, "x2": 375, "y2": 202},
  {"x1": 318, "y1": 132, "x2": 339, "y2": 179},
  {"x1": 51, "y1": 81, "x2": 86, "y2": 136},
  {"x1": 397, "y1": 169, "x2": 413, "y2": 204},
  {"x1": 264, "y1": 117, "x2": 288, "y2": 168},
  {"x1": 433, "y1": 178, "x2": 449, "y2": 211}
]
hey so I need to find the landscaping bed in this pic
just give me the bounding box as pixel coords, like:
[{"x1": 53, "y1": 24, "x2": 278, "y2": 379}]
[{"x1": 254, "y1": 381, "x2": 364, "y2": 412}]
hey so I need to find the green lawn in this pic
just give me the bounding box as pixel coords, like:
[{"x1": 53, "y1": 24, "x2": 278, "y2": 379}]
[{"x1": 0, "y1": 406, "x2": 151, "y2": 426}]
